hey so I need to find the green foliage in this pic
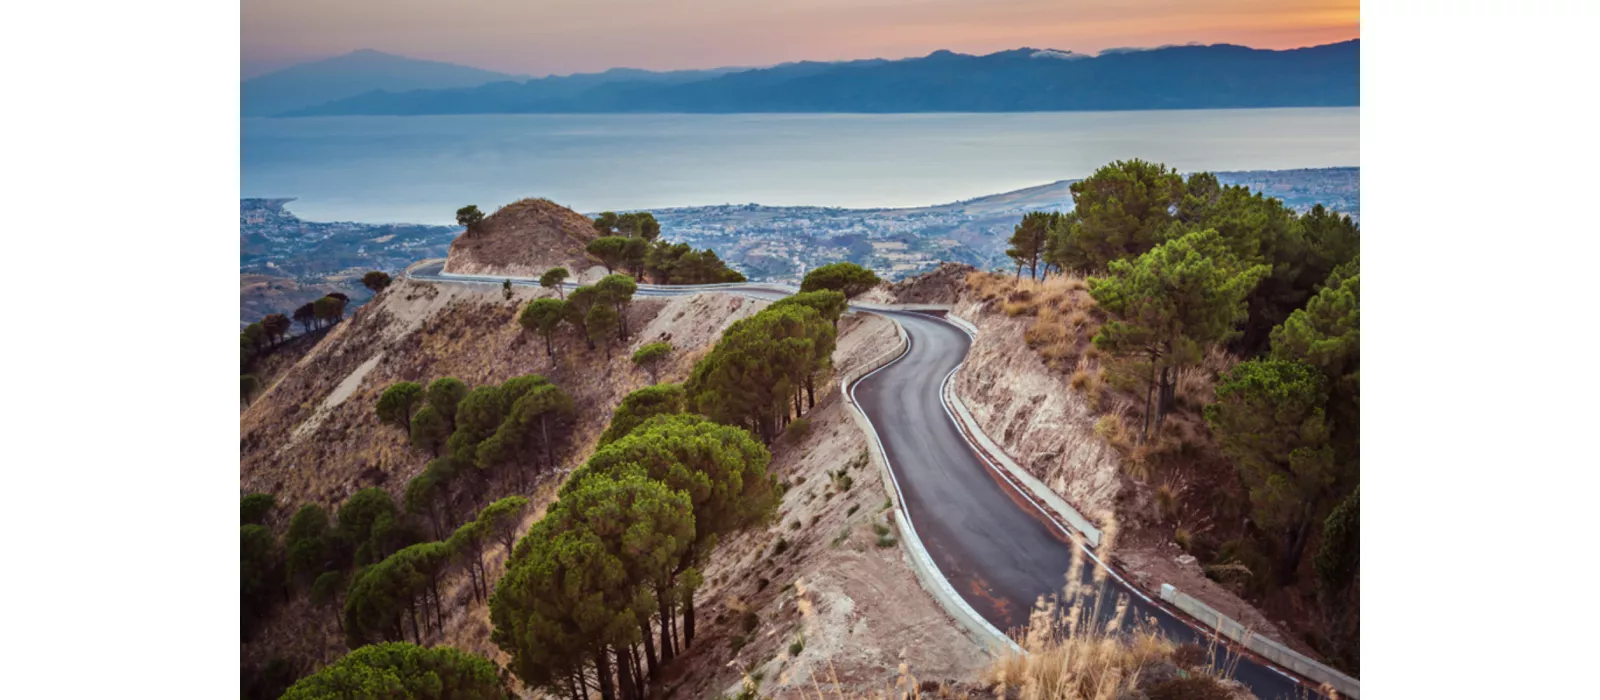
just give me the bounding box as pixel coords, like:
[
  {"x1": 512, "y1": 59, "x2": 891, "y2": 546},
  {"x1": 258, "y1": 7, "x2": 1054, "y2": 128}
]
[
  {"x1": 563, "y1": 285, "x2": 599, "y2": 348},
  {"x1": 313, "y1": 295, "x2": 346, "y2": 325},
  {"x1": 456, "y1": 204, "x2": 485, "y2": 232},
  {"x1": 1205, "y1": 359, "x2": 1337, "y2": 583},
  {"x1": 586, "y1": 302, "x2": 620, "y2": 357},
  {"x1": 799, "y1": 261, "x2": 881, "y2": 298},
  {"x1": 361, "y1": 270, "x2": 393, "y2": 293},
  {"x1": 241, "y1": 492, "x2": 275, "y2": 524},
  {"x1": 241, "y1": 524, "x2": 280, "y2": 638},
  {"x1": 519, "y1": 298, "x2": 567, "y2": 358},
  {"x1": 1089, "y1": 229, "x2": 1268, "y2": 441},
  {"x1": 375, "y1": 381, "x2": 425, "y2": 431},
  {"x1": 684, "y1": 303, "x2": 836, "y2": 443},
  {"x1": 240, "y1": 374, "x2": 260, "y2": 403},
  {"x1": 598, "y1": 383, "x2": 686, "y2": 446},
  {"x1": 596, "y1": 273, "x2": 638, "y2": 337},
  {"x1": 593, "y1": 210, "x2": 662, "y2": 241},
  {"x1": 425, "y1": 377, "x2": 468, "y2": 431},
  {"x1": 574, "y1": 414, "x2": 778, "y2": 562},
  {"x1": 448, "y1": 385, "x2": 507, "y2": 467},
  {"x1": 477, "y1": 495, "x2": 531, "y2": 554},
  {"x1": 538, "y1": 266, "x2": 569, "y2": 298},
  {"x1": 1315, "y1": 487, "x2": 1360, "y2": 605},
  {"x1": 1006, "y1": 210, "x2": 1059, "y2": 279},
  {"x1": 644, "y1": 240, "x2": 746, "y2": 283},
  {"x1": 478, "y1": 377, "x2": 576, "y2": 474},
  {"x1": 491, "y1": 470, "x2": 694, "y2": 694},
  {"x1": 631, "y1": 341, "x2": 674, "y2": 382},
  {"x1": 1049, "y1": 159, "x2": 1185, "y2": 272},
  {"x1": 587, "y1": 235, "x2": 632, "y2": 274},
  {"x1": 1271, "y1": 273, "x2": 1360, "y2": 382},
  {"x1": 281, "y1": 642, "x2": 506, "y2": 700},
  {"x1": 262, "y1": 313, "x2": 292, "y2": 344},
  {"x1": 770, "y1": 290, "x2": 848, "y2": 328},
  {"x1": 337, "y1": 488, "x2": 403, "y2": 566},
  {"x1": 409, "y1": 404, "x2": 449, "y2": 456}
]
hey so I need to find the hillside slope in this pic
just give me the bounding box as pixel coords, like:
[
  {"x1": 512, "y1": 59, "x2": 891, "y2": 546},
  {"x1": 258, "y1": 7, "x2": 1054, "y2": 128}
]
[
  {"x1": 440, "y1": 198, "x2": 603, "y2": 279},
  {"x1": 240, "y1": 277, "x2": 986, "y2": 693}
]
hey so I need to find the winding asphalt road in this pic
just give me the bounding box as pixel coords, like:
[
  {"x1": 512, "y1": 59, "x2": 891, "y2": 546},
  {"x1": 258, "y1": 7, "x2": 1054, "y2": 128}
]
[{"x1": 408, "y1": 264, "x2": 1312, "y2": 699}]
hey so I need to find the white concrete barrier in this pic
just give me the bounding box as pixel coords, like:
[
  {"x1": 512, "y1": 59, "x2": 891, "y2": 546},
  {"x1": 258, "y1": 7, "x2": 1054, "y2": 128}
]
[{"x1": 1159, "y1": 584, "x2": 1360, "y2": 697}]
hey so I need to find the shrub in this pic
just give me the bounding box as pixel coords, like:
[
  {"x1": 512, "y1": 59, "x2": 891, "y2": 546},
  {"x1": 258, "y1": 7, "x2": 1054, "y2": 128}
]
[
  {"x1": 741, "y1": 611, "x2": 760, "y2": 634},
  {"x1": 846, "y1": 504, "x2": 860, "y2": 516},
  {"x1": 771, "y1": 537, "x2": 789, "y2": 557},
  {"x1": 757, "y1": 578, "x2": 770, "y2": 592},
  {"x1": 1174, "y1": 528, "x2": 1193, "y2": 552},
  {"x1": 784, "y1": 417, "x2": 811, "y2": 444},
  {"x1": 875, "y1": 535, "x2": 898, "y2": 548},
  {"x1": 788, "y1": 520, "x2": 801, "y2": 530},
  {"x1": 788, "y1": 635, "x2": 805, "y2": 657},
  {"x1": 828, "y1": 468, "x2": 854, "y2": 492},
  {"x1": 241, "y1": 493, "x2": 275, "y2": 525}
]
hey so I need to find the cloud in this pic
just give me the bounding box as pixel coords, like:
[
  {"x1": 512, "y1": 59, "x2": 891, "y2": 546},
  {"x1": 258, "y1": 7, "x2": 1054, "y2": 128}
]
[{"x1": 1029, "y1": 48, "x2": 1089, "y2": 61}]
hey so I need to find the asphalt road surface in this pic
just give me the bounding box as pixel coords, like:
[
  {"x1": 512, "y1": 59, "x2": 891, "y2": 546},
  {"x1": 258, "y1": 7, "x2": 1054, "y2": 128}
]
[{"x1": 409, "y1": 264, "x2": 1315, "y2": 699}]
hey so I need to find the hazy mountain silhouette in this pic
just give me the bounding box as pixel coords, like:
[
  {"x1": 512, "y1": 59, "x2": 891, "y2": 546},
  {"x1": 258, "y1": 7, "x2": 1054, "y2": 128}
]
[
  {"x1": 242, "y1": 49, "x2": 528, "y2": 117},
  {"x1": 285, "y1": 40, "x2": 1357, "y2": 116}
]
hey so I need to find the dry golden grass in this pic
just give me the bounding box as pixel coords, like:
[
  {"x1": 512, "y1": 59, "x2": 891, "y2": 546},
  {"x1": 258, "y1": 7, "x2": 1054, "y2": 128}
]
[{"x1": 982, "y1": 517, "x2": 1242, "y2": 700}]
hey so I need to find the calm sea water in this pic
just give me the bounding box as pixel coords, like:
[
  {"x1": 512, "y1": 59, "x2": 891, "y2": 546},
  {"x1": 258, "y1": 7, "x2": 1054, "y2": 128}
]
[{"x1": 241, "y1": 109, "x2": 1358, "y2": 224}]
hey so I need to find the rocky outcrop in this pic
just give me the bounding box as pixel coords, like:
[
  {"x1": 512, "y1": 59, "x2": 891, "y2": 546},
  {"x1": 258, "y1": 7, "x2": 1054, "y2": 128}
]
[{"x1": 441, "y1": 198, "x2": 603, "y2": 279}]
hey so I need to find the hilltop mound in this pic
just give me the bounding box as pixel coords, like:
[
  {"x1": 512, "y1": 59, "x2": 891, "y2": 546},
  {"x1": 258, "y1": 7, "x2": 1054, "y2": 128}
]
[{"x1": 441, "y1": 198, "x2": 602, "y2": 279}]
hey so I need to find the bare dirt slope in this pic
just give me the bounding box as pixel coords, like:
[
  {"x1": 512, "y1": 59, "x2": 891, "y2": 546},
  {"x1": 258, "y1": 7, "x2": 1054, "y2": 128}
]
[
  {"x1": 441, "y1": 198, "x2": 600, "y2": 279},
  {"x1": 656, "y1": 311, "x2": 988, "y2": 699}
]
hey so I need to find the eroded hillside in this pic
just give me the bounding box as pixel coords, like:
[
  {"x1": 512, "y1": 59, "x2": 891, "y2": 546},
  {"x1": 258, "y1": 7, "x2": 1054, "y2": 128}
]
[{"x1": 441, "y1": 198, "x2": 604, "y2": 279}]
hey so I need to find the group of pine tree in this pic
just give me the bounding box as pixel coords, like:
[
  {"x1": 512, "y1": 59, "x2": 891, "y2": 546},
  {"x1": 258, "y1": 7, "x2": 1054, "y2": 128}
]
[
  {"x1": 1005, "y1": 159, "x2": 1360, "y2": 647},
  {"x1": 242, "y1": 264, "x2": 870, "y2": 699}
]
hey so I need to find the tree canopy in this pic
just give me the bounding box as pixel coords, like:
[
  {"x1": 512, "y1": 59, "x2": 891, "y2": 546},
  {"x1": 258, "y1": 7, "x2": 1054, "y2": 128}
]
[
  {"x1": 684, "y1": 303, "x2": 836, "y2": 443},
  {"x1": 630, "y1": 342, "x2": 673, "y2": 383},
  {"x1": 281, "y1": 642, "x2": 506, "y2": 700},
  {"x1": 1088, "y1": 229, "x2": 1268, "y2": 441},
  {"x1": 540, "y1": 267, "x2": 569, "y2": 298},
  {"x1": 598, "y1": 384, "x2": 686, "y2": 446},
  {"x1": 799, "y1": 262, "x2": 881, "y2": 298},
  {"x1": 1204, "y1": 358, "x2": 1338, "y2": 584},
  {"x1": 241, "y1": 493, "x2": 275, "y2": 525},
  {"x1": 1006, "y1": 211, "x2": 1059, "y2": 280},
  {"x1": 362, "y1": 271, "x2": 393, "y2": 293},
  {"x1": 520, "y1": 298, "x2": 568, "y2": 358},
  {"x1": 1048, "y1": 159, "x2": 1185, "y2": 272},
  {"x1": 456, "y1": 205, "x2": 485, "y2": 233},
  {"x1": 376, "y1": 382, "x2": 425, "y2": 431}
]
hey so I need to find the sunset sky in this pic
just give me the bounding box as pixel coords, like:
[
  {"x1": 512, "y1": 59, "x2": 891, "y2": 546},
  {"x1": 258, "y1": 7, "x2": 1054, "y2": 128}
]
[{"x1": 241, "y1": 0, "x2": 1360, "y2": 78}]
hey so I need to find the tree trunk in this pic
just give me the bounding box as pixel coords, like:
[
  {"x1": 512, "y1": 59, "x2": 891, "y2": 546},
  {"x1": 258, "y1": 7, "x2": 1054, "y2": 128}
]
[
  {"x1": 593, "y1": 650, "x2": 617, "y2": 700},
  {"x1": 542, "y1": 414, "x2": 555, "y2": 471},
  {"x1": 408, "y1": 599, "x2": 421, "y2": 644},
  {"x1": 1141, "y1": 356, "x2": 1156, "y2": 445},
  {"x1": 431, "y1": 574, "x2": 443, "y2": 631},
  {"x1": 806, "y1": 374, "x2": 816, "y2": 409},
  {"x1": 682, "y1": 594, "x2": 697, "y2": 647},
  {"x1": 615, "y1": 647, "x2": 637, "y2": 700},
  {"x1": 1278, "y1": 513, "x2": 1314, "y2": 586},
  {"x1": 658, "y1": 593, "x2": 676, "y2": 662},
  {"x1": 640, "y1": 618, "x2": 659, "y2": 678}
]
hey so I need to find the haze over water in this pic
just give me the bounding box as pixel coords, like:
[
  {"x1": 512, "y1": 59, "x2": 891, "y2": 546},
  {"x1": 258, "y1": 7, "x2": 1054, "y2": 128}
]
[{"x1": 242, "y1": 108, "x2": 1358, "y2": 224}]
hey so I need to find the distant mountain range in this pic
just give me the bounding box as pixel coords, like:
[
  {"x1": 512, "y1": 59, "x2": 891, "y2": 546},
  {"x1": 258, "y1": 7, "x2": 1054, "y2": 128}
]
[
  {"x1": 242, "y1": 49, "x2": 531, "y2": 117},
  {"x1": 268, "y1": 40, "x2": 1357, "y2": 117}
]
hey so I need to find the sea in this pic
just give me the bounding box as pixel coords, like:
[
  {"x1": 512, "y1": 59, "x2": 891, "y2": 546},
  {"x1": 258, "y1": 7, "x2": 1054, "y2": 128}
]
[{"x1": 241, "y1": 108, "x2": 1358, "y2": 224}]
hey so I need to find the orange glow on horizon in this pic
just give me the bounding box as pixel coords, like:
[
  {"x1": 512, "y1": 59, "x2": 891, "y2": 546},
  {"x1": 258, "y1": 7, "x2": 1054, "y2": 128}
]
[{"x1": 242, "y1": 0, "x2": 1361, "y2": 78}]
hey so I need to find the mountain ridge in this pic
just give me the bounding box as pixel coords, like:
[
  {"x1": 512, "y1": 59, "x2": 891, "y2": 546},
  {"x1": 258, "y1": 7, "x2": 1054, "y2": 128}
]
[{"x1": 284, "y1": 40, "x2": 1358, "y2": 116}]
